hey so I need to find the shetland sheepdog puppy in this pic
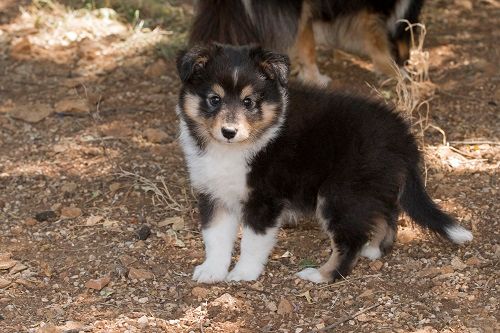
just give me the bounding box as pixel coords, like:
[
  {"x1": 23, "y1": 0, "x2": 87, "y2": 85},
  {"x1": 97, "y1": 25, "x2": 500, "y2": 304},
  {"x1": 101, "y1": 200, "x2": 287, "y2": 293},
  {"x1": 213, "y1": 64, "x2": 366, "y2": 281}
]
[
  {"x1": 175, "y1": 44, "x2": 472, "y2": 283},
  {"x1": 189, "y1": 0, "x2": 425, "y2": 85}
]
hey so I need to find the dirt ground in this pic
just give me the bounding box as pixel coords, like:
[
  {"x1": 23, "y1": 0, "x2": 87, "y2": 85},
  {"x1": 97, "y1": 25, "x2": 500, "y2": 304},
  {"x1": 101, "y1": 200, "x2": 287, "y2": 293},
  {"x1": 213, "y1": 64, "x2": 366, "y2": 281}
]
[{"x1": 0, "y1": 1, "x2": 499, "y2": 332}]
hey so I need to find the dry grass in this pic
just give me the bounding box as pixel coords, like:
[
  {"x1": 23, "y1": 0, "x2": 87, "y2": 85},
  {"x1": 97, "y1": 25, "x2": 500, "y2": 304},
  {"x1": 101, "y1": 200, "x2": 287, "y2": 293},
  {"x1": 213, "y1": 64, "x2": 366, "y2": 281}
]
[{"x1": 117, "y1": 169, "x2": 191, "y2": 213}]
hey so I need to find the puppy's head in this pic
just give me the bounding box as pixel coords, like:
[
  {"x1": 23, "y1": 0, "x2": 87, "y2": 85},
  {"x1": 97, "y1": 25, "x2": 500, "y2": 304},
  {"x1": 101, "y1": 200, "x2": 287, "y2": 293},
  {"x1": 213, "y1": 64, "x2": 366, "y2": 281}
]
[{"x1": 176, "y1": 44, "x2": 289, "y2": 146}]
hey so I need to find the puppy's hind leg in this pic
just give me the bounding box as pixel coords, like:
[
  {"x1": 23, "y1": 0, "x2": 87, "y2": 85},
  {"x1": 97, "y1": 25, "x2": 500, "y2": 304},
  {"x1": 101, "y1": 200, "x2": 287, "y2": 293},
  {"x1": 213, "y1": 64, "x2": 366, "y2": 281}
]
[
  {"x1": 360, "y1": 214, "x2": 397, "y2": 260},
  {"x1": 296, "y1": 193, "x2": 372, "y2": 283}
]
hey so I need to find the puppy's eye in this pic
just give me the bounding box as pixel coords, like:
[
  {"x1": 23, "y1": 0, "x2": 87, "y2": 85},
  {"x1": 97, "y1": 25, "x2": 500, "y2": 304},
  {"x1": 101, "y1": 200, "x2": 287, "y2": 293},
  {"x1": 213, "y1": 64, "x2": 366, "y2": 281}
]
[
  {"x1": 243, "y1": 98, "x2": 254, "y2": 109},
  {"x1": 208, "y1": 95, "x2": 221, "y2": 107}
]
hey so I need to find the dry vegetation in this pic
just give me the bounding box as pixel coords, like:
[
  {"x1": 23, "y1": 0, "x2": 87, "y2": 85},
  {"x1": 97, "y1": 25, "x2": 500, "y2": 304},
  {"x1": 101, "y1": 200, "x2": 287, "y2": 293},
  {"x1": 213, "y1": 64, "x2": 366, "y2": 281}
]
[{"x1": 0, "y1": 1, "x2": 498, "y2": 332}]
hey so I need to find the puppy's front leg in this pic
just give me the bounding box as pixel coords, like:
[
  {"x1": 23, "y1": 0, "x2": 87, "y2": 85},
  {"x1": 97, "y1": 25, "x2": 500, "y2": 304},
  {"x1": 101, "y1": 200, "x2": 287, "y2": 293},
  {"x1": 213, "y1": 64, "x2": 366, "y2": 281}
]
[
  {"x1": 226, "y1": 225, "x2": 279, "y2": 282},
  {"x1": 193, "y1": 197, "x2": 239, "y2": 283}
]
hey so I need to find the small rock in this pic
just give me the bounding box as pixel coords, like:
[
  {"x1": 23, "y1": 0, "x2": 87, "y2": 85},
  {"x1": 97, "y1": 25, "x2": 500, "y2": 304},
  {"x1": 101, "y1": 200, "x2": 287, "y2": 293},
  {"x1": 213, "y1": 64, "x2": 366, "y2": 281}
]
[
  {"x1": 85, "y1": 275, "x2": 111, "y2": 291},
  {"x1": 143, "y1": 128, "x2": 168, "y2": 143},
  {"x1": 25, "y1": 217, "x2": 38, "y2": 226},
  {"x1": 35, "y1": 210, "x2": 57, "y2": 222},
  {"x1": 0, "y1": 278, "x2": 11, "y2": 289},
  {"x1": 114, "y1": 264, "x2": 128, "y2": 278},
  {"x1": 369, "y1": 260, "x2": 383, "y2": 271},
  {"x1": 137, "y1": 315, "x2": 149, "y2": 327},
  {"x1": 109, "y1": 182, "x2": 122, "y2": 193},
  {"x1": 266, "y1": 301, "x2": 277, "y2": 312},
  {"x1": 61, "y1": 182, "x2": 77, "y2": 193},
  {"x1": 60, "y1": 207, "x2": 82, "y2": 219},
  {"x1": 277, "y1": 298, "x2": 293, "y2": 315},
  {"x1": 9, "y1": 103, "x2": 53, "y2": 123},
  {"x1": 136, "y1": 225, "x2": 151, "y2": 240},
  {"x1": 86, "y1": 215, "x2": 103, "y2": 226},
  {"x1": 128, "y1": 267, "x2": 154, "y2": 280},
  {"x1": 159, "y1": 216, "x2": 185, "y2": 231},
  {"x1": 465, "y1": 257, "x2": 481, "y2": 266},
  {"x1": 58, "y1": 321, "x2": 84, "y2": 332},
  {"x1": 10, "y1": 263, "x2": 28, "y2": 274},
  {"x1": 138, "y1": 297, "x2": 149, "y2": 304},
  {"x1": 191, "y1": 286, "x2": 210, "y2": 298},
  {"x1": 0, "y1": 259, "x2": 17, "y2": 270},
  {"x1": 55, "y1": 98, "x2": 89, "y2": 115},
  {"x1": 144, "y1": 58, "x2": 168, "y2": 77},
  {"x1": 493, "y1": 245, "x2": 500, "y2": 259},
  {"x1": 451, "y1": 257, "x2": 467, "y2": 270},
  {"x1": 119, "y1": 255, "x2": 137, "y2": 267},
  {"x1": 358, "y1": 289, "x2": 374, "y2": 298}
]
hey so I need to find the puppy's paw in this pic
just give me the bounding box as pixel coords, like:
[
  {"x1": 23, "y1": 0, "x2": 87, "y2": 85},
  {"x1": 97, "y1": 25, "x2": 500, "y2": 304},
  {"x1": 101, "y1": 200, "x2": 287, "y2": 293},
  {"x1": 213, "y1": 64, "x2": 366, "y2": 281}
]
[
  {"x1": 296, "y1": 268, "x2": 329, "y2": 283},
  {"x1": 193, "y1": 262, "x2": 228, "y2": 283},
  {"x1": 315, "y1": 73, "x2": 332, "y2": 87},
  {"x1": 360, "y1": 245, "x2": 382, "y2": 260},
  {"x1": 226, "y1": 262, "x2": 263, "y2": 282}
]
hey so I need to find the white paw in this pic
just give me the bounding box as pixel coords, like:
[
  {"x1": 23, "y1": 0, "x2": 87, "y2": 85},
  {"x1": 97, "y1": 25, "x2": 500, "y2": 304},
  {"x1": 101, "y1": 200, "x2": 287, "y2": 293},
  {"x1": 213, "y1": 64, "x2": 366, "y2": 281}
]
[
  {"x1": 296, "y1": 268, "x2": 329, "y2": 283},
  {"x1": 360, "y1": 245, "x2": 382, "y2": 260},
  {"x1": 316, "y1": 73, "x2": 332, "y2": 87},
  {"x1": 226, "y1": 262, "x2": 263, "y2": 282},
  {"x1": 192, "y1": 262, "x2": 228, "y2": 283}
]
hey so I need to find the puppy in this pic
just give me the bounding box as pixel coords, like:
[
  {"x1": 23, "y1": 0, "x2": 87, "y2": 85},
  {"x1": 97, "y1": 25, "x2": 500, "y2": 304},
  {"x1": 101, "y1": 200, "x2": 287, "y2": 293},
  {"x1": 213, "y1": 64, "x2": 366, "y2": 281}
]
[
  {"x1": 189, "y1": 0, "x2": 425, "y2": 85},
  {"x1": 176, "y1": 44, "x2": 472, "y2": 283}
]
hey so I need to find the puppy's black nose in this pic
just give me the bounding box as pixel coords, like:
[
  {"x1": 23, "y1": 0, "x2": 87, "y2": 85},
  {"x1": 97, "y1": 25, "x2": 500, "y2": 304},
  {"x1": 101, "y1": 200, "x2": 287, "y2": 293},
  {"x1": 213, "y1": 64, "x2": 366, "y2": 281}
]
[{"x1": 221, "y1": 127, "x2": 237, "y2": 140}]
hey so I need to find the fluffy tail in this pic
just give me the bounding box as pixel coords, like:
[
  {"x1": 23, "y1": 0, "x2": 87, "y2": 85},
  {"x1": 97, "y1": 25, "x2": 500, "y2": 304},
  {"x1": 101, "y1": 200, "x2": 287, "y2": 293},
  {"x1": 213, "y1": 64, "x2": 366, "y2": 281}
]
[{"x1": 400, "y1": 166, "x2": 473, "y2": 244}]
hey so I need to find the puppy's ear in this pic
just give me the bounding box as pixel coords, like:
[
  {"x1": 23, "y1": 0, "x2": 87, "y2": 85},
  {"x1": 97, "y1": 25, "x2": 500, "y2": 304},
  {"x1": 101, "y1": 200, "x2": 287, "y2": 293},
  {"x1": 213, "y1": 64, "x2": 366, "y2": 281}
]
[
  {"x1": 176, "y1": 45, "x2": 213, "y2": 83},
  {"x1": 250, "y1": 47, "x2": 290, "y2": 86}
]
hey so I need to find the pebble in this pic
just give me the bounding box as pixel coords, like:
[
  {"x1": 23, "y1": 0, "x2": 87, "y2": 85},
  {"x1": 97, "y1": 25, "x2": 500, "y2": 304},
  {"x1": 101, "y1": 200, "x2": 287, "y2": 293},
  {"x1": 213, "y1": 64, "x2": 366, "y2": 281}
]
[
  {"x1": 61, "y1": 182, "x2": 77, "y2": 193},
  {"x1": 128, "y1": 267, "x2": 154, "y2": 280},
  {"x1": 34, "y1": 210, "x2": 57, "y2": 222},
  {"x1": 61, "y1": 206, "x2": 82, "y2": 219},
  {"x1": 369, "y1": 260, "x2": 383, "y2": 271},
  {"x1": 8, "y1": 103, "x2": 53, "y2": 123},
  {"x1": 137, "y1": 315, "x2": 149, "y2": 327},
  {"x1": 266, "y1": 301, "x2": 277, "y2": 312},
  {"x1": 24, "y1": 217, "x2": 38, "y2": 226},
  {"x1": 85, "y1": 275, "x2": 111, "y2": 291},
  {"x1": 10, "y1": 263, "x2": 28, "y2": 274},
  {"x1": 0, "y1": 278, "x2": 11, "y2": 289},
  {"x1": 55, "y1": 98, "x2": 89, "y2": 114},
  {"x1": 143, "y1": 128, "x2": 168, "y2": 143},
  {"x1": 138, "y1": 297, "x2": 149, "y2": 304},
  {"x1": 277, "y1": 298, "x2": 293, "y2": 315},
  {"x1": 0, "y1": 259, "x2": 17, "y2": 270},
  {"x1": 191, "y1": 286, "x2": 210, "y2": 298},
  {"x1": 136, "y1": 225, "x2": 151, "y2": 240}
]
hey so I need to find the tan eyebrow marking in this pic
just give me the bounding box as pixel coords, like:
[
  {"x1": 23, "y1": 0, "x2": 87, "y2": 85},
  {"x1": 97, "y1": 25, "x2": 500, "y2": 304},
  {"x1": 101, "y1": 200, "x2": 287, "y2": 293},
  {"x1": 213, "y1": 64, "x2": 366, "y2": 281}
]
[
  {"x1": 240, "y1": 85, "x2": 254, "y2": 99},
  {"x1": 212, "y1": 84, "x2": 225, "y2": 98}
]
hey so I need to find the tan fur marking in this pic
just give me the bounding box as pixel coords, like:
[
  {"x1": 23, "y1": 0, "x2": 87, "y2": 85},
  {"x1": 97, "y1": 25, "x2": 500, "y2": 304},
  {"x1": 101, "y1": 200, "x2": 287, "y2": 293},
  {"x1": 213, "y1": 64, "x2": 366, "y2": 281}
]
[
  {"x1": 212, "y1": 84, "x2": 225, "y2": 98},
  {"x1": 397, "y1": 39, "x2": 410, "y2": 64},
  {"x1": 240, "y1": 85, "x2": 253, "y2": 99},
  {"x1": 249, "y1": 102, "x2": 279, "y2": 136},
  {"x1": 317, "y1": 237, "x2": 341, "y2": 279},
  {"x1": 357, "y1": 11, "x2": 399, "y2": 77},
  {"x1": 368, "y1": 217, "x2": 389, "y2": 248},
  {"x1": 183, "y1": 94, "x2": 202, "y2": 119},
  {"x1": 292, "y1": 2, "x2": 327, "y2": 84}
]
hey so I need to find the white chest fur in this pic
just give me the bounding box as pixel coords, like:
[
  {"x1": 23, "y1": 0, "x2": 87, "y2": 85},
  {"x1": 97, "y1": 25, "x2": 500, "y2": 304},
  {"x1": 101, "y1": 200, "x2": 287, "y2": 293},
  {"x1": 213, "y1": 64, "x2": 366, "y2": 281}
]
[{"x1": 179, "y1": 120, "x2": 252, "y2": 210}]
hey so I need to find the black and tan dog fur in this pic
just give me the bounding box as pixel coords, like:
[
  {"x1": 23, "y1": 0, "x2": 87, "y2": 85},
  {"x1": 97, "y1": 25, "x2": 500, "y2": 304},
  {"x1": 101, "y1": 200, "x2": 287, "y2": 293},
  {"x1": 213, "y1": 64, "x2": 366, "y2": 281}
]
[
  {"x1": 189, "y1": 0, "x2": 425, "y2": 85},
  {"x1": 175, "y1": 44, "x2": 472, "y2": 284}
]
